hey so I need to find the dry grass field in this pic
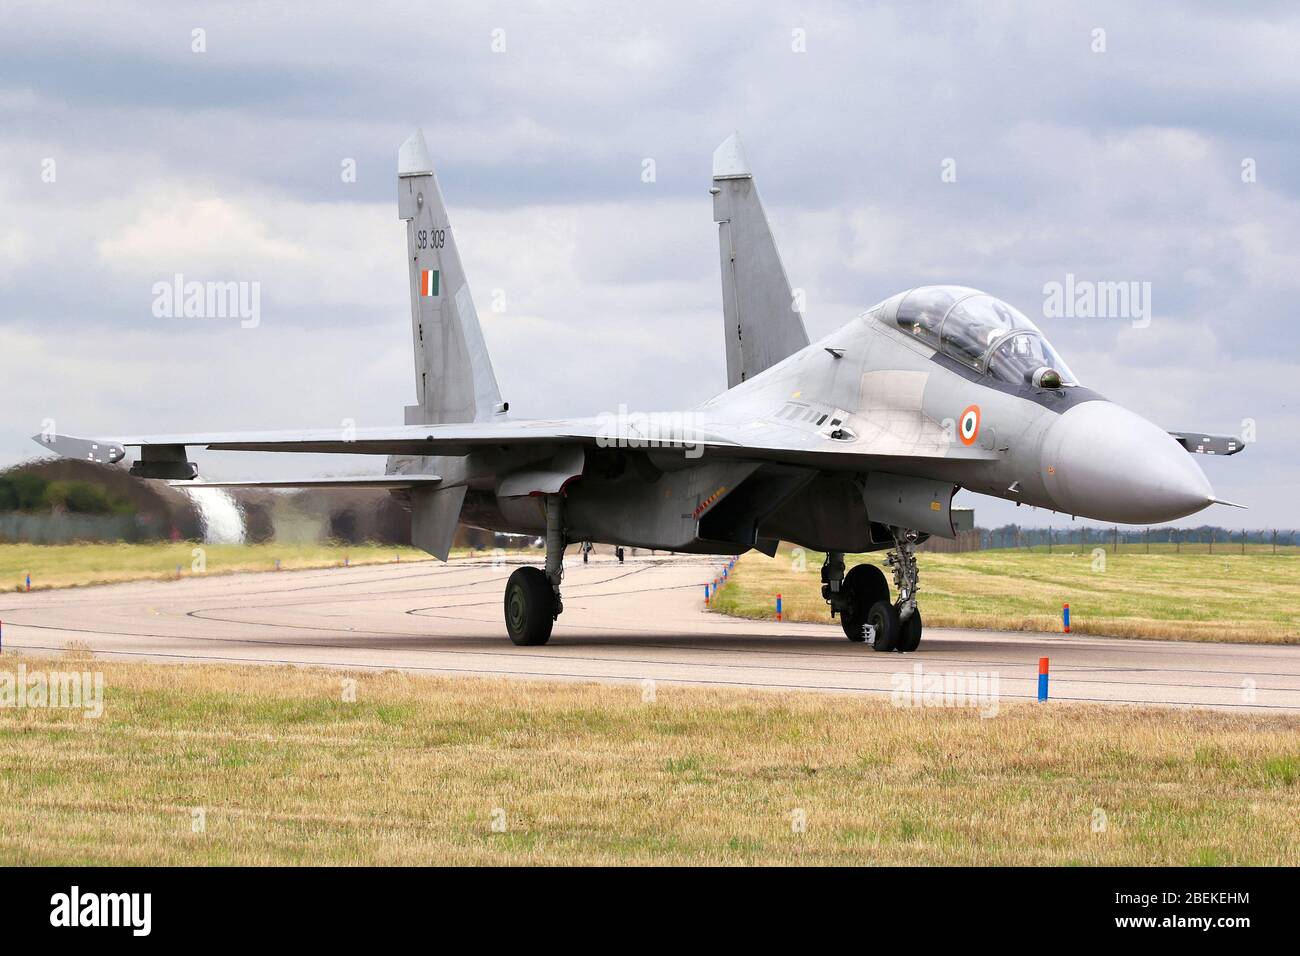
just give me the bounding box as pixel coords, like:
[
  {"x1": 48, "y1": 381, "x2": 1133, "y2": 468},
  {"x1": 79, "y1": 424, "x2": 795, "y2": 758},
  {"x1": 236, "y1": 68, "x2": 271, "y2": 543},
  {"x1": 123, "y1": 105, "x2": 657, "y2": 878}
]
[
  {"x1": 708, "y1": 548, "x2": 1300, "y2": 644},
  {"x1": 1, "y1": 654, "x2": 1297, "y2": 865}
]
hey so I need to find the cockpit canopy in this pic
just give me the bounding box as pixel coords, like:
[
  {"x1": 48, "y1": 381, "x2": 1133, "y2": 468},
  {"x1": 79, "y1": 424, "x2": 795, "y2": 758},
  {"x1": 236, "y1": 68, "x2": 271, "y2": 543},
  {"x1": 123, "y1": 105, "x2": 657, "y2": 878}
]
[{"x1": 881, "y1": 286, "x2": 1079, "y2": 386}]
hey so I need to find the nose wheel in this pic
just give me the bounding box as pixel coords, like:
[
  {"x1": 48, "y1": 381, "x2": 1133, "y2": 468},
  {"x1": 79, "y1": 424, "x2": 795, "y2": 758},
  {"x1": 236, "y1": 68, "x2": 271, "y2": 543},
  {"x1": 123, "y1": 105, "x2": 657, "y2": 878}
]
[
  {"x1": 864, "y1": 599, "x2": 900, "y2": 651},
  {"x1": 823, "y1": 530, "x2": 925, "y2": 652},
  {"x1": 832, "y1": 560, "x2": 888, "y2": 645},
  {"x1": 895, "y1": 606, "x2": 922, "y2": 653}
]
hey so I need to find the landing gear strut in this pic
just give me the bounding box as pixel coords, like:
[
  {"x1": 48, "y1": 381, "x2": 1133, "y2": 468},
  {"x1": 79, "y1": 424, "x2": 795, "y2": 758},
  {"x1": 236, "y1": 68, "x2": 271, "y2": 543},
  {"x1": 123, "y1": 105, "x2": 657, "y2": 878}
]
[
  {"x1": 885, "y1": 527, "x2": 923, "y2": 653},
  {"x1": 822, "y1": 528, "x2": 925, "y2": 652},
  {"x1": 504, "y1": 494, "x2": 565, "y2": 646},
  {"x1": 821, "y1": 551, "x2": 846, "y2": 616}
]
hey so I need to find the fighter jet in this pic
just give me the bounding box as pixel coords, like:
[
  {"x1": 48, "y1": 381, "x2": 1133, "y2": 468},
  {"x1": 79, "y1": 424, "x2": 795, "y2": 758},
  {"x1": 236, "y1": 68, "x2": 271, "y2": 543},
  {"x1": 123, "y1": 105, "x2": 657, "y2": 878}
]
[{"x1": 36, "y1": 131, "x2": 1245, "y2": 650}]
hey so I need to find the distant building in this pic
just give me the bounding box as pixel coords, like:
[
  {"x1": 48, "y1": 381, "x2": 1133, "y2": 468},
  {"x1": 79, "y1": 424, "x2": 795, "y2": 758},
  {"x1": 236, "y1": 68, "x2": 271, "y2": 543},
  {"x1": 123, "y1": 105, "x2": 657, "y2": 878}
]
[
  {"x1": 918, "y1": 506, "x2": 978, "y2": 552},
  {"x1": 951, "y1": 507, "x2": 975, "y2": 533}
]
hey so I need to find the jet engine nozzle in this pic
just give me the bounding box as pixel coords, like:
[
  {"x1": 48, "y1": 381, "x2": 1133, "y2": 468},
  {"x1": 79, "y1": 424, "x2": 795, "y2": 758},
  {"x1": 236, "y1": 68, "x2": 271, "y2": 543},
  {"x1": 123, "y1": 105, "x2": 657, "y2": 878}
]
[{"x1": 1041, "y1": 401, "x2": 1215, "y2": 523}]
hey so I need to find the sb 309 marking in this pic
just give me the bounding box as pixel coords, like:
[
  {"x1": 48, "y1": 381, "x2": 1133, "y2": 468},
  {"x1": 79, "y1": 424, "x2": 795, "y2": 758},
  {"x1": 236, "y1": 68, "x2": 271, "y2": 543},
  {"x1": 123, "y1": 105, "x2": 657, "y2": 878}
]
[{"x1": 416, "y1": 228, "x2": 446, "y2": 250}]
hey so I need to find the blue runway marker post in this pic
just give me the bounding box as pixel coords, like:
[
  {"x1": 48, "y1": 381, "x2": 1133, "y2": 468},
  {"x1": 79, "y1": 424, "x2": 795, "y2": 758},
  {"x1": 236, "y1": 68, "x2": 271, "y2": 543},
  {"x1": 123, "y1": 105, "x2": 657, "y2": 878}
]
[
  {"x1": 1038, "y1": 657, "x2": 1050, "y2": 701},
  {"x1": 1063, "y1": 603, "x2": 1071, "y2": 634},
  {"x1": 704, "y1": 583, "x2": 711, "y2": 606},
  {"x1": 776, "y1": 593, "x2": 783, "y2": 622},
  {"x1": 25, "y1": 574, "x2": 31, "y2": 592}
]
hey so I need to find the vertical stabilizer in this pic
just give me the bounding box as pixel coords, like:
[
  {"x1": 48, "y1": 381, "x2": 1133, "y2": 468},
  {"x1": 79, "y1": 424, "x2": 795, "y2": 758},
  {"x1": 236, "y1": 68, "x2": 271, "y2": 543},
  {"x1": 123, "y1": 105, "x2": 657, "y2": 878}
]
[
  {"x1": 398, "y1": 129, "x2": 504, "y2": 424},
  {"x1": 712, "y1": 133, "x2": 810, "y2": 388},
  {"x1": 391, "y1": 130, "x2": 503, "y2": 560}
]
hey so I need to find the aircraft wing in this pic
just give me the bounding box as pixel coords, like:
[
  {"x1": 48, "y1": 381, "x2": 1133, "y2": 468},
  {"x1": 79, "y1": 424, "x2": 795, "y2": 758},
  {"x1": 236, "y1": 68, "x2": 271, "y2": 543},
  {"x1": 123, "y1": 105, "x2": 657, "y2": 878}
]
[
  {"x1": 176, "y1": 475, "x2": 445, "y2": 489},
  {"x1": 34, "y1": 413, "x2": 997, "y2": 479},
  {"x1": 35, "y1": 420, "x2": 689, "y2": 460}
]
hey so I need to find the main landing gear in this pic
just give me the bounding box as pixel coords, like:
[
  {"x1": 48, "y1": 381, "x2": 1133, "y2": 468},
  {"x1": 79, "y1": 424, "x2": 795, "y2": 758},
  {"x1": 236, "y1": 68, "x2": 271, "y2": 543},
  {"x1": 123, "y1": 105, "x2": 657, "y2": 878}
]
[
  {"x1": 820, "y1": 528, "x2": 923, "y2": 652},
  {"x1": 504, "y1": 494, "x2": 565, "y2": 646}
]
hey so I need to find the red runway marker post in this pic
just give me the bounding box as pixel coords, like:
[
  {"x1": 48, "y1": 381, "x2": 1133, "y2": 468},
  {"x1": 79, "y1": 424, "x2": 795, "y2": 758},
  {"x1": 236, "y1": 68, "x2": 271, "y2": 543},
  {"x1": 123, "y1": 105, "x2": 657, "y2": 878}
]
[
  {"x1": 1063, "y1": 603, "x2": 1071, "y2": 633},
  {"x1": 776, "y1": 593, "x2": 783, "y2": 622},
  {"x1": 704, "y1": 583, "x2": 711, "y2": 605},
  {"x1": 25, "y1": 574, "x2": 31, "y2": 592},
  {"x1": 1038, "y1": 657, "x2": 1050, "y2": 701}
]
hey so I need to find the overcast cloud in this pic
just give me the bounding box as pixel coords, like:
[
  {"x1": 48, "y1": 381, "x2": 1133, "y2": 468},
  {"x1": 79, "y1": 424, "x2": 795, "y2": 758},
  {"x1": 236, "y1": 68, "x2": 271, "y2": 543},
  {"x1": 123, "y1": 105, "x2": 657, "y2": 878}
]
[{"x1": 2, "y1": 0, "x2": 1296, "y2": 527}]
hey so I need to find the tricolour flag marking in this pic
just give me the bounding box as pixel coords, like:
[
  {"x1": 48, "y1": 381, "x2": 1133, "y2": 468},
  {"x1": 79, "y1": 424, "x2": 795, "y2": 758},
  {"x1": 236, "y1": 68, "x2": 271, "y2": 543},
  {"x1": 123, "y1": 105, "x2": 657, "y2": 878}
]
[{"x1": 420, "y1": 269, "x2": 440, "y2": 297}]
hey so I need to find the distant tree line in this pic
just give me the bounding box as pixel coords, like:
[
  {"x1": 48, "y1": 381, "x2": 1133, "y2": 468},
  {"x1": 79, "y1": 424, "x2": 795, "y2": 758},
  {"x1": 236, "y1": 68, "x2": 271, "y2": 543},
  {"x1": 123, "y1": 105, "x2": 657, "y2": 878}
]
[
  {"x1": 978, "y1": 524, "x2": 1297, "y2": 550},
  {"x1": 0, "y1": 473, "x2": 136, "y2": 516}
]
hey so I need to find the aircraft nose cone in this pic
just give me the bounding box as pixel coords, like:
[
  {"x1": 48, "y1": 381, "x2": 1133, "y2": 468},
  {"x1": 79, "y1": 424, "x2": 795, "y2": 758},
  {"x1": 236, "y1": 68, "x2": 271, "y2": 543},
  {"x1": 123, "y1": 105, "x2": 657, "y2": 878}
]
[{"x1": 1041, "y1": 401, "x2": 1215, "y2": 523}]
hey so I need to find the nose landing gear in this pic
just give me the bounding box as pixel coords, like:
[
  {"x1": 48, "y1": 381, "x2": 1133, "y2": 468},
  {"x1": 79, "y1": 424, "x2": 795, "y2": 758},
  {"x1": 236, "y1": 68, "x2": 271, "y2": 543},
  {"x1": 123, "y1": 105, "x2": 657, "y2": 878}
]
[{"x1": 821, "y1": 527, "x2": 924, "y2": 652}]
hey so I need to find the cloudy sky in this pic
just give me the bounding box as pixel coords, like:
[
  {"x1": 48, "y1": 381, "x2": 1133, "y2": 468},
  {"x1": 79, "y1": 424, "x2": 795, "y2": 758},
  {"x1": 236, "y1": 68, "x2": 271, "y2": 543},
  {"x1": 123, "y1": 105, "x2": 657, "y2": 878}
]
[{"x1": 2, "y1": 0, "x2": 1296, "y2": 528}]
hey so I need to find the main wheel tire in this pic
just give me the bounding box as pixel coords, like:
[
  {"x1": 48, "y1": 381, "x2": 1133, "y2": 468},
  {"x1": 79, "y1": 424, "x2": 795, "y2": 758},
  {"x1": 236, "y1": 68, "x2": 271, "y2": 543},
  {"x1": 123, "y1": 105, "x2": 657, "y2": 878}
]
[
  {"x1": 895, "y1": 607, "x2": 922, "y2": 652},
  {"x1": 866, "y1": 600, "x2": 900, "y2": 652},
  {"x1": 840, "y1": 564, "x2": 890, "y2": 641},
  {"x1": 504, "y1": 566, "x2": 556, "y2": 646}
]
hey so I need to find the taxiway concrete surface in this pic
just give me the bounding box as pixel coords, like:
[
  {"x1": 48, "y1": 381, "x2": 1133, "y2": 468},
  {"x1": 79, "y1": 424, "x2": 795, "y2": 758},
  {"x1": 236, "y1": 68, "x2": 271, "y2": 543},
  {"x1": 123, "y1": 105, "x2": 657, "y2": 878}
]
[{"x1": 2, "y1": 554, "x2": 1297, "y2": 712}]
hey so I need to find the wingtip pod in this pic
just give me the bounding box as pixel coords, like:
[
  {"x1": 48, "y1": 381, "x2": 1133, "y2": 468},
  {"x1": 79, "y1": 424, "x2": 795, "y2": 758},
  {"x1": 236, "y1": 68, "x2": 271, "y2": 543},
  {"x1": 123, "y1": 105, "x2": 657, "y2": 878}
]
[
  {"x1": 30, "y1": 433, "x2": 125, "y2": 464},
  {"x1": 712, "y1": 131, "x2": 751, "y2": 180},
  {"x1": 398, "y1": 129, "x2": 434, "y2": 177}
]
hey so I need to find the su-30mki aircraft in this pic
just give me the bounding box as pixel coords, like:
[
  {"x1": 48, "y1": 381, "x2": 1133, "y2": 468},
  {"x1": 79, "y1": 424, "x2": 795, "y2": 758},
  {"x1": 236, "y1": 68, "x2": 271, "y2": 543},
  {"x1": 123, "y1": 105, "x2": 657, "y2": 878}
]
[{"x1": 38, "y1": 131, "x2": 1246, "y2": 649}]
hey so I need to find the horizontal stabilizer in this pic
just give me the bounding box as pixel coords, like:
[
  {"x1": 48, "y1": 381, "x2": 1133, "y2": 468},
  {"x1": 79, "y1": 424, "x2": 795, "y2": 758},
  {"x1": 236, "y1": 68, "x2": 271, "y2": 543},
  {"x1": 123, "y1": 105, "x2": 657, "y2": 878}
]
[{"x1": 169, "y1": 475, "x2": 442, "y2": 490}]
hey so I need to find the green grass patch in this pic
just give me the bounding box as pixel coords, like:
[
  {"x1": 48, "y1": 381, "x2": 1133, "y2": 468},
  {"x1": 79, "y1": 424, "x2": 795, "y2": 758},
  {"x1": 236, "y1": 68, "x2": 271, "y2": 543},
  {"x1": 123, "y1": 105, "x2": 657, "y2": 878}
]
[
  {"x1": 709, "y1": 547, "x2": 1300, "y2": 643},
  {"x1": 0, "y1": 541, "x2": 438, "y2": 591}
]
